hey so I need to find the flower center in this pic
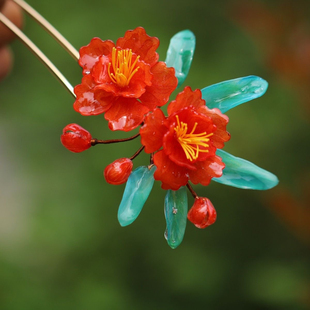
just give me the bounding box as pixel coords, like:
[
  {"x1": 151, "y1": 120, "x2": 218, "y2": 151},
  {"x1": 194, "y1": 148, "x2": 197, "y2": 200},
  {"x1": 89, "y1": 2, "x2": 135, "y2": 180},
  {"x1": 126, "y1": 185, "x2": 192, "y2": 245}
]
[
  {"x1": 174, "y1": 115, "x2": 213, "y2": 161},
  {"x1": 108, "y1": 47, "x2": 140, "y2": 87}
]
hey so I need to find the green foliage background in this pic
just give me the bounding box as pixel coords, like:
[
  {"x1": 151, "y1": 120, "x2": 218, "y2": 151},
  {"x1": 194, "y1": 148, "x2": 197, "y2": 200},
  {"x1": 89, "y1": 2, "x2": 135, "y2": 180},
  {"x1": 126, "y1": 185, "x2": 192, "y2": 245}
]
[{"x1": 0, "y1": 0, "x2": 309, "y2": 309}]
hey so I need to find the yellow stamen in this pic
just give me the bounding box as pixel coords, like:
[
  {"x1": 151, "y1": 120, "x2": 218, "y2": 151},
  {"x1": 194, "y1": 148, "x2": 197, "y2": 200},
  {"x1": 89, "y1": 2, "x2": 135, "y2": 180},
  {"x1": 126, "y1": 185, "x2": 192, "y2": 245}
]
[
  {"x1": 174, "y1": 115, "x2": 213, "y2": 161},
  {"x1": 108, "y1": 47, "x2": 140, "y2": 87}
]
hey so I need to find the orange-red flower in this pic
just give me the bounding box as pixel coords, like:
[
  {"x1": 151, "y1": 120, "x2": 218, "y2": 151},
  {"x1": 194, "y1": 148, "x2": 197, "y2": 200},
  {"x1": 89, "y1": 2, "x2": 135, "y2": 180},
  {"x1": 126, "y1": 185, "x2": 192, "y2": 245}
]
[
  {"x1": 140, "y1": 87, "x2": 231, "y2": 190},
  {"x1": 74, "y1": 27, "x2": 178, "y2": 132}
]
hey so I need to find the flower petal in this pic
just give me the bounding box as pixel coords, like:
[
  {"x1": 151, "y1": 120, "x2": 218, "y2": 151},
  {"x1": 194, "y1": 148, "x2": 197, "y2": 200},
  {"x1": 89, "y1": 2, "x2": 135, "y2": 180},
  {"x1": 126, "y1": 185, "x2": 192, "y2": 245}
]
[
  {"x1": 201, "y1": 75, "x2": 268, "y2": 113},
  {"x1": 165, "y1": 30, "x2": 195, "y2": 88},
  {"x1": 153, "y1": 151, "x2": 189, "y2": 190},
  {"x1": 91, "y1": 55, "x2": 111, "y2": 85},
  {"x1": 118, "y1": 166, "x2": 156, "y2": 226},
  {"x1": 104, "y1": 97, "x2": 149, "y2": 131},
  {"x1": 79, "y1": 38, "x2": 115, "y2": 75},
  {"x1": 139, "y1": 62, "x2": 178, "y2": 110},
  {"x1": 73, "y1": 75, "x2": 113, "y2": 116},
  {"x1": 197, "y1": 106, "x2": 230, "y2": 149},
  {"x1": 164, "y1": 187, "x2": 188, "y2": 249},
  {"x1": 116, "y1": 27, "x2": 159, "y2": 67},
  {"x1": 188, "y1": 155, "x2": 225, "y2": 186},
  {"x1": 167, "y1": 86, "x2": 205, "y2": 116},
  {"x1": 213, "y1": 149, "x2": 279, "y2": 190},
  {"x1": 140, "y1": 108, "x2": 167, "y2": 153}
]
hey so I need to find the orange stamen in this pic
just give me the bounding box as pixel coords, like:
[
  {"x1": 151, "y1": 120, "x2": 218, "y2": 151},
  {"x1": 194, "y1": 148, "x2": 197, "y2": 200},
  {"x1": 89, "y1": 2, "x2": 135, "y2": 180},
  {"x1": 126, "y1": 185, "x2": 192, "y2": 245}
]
[
  {"x1": 108, "y1": 47, "x2": 140, "y2": 87},
  {"x1": 174, "y1": 115, "x2": 213, "y2": 161}
]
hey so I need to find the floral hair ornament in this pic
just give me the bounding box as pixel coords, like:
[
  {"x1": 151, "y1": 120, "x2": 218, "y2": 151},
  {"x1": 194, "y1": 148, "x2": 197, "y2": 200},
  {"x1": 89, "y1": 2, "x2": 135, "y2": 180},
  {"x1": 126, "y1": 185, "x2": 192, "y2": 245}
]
[{"x1": 0, "y1": 0, "x2": 279, "y2": 249}]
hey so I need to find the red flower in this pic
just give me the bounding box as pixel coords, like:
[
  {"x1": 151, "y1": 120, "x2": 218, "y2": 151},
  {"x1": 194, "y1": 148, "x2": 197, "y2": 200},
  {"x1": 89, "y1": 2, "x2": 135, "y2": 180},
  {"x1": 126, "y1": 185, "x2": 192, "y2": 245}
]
[
  {"x1": 187, "y1": 197, "x2": 217, "y2": 229},
  {"x1": 74, "y1": 27, "x2": 178, "y2": 132},
  {"x1": 140, "y1": 87, "x2": 231, "y2": 190},
  {"x1": 61, "y1": 123, "x2": 92, "y2": 153}
]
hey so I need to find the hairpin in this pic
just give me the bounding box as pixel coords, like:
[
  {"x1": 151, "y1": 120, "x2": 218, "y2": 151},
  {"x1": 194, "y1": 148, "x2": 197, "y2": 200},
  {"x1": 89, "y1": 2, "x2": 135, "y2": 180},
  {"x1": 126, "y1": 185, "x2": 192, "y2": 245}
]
[{"x1": 0, "y1": 0, "x2": 279, "y2": 249}]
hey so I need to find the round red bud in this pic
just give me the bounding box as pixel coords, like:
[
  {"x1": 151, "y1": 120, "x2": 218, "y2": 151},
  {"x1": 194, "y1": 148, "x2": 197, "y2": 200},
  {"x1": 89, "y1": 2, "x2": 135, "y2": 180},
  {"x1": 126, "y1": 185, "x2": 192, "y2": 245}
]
[
  {"x1": 104, "y1": 158, "x2": 133, "y2": 185},
  {"x1": 187, "y1": 197, "x2": 217, "y2": 229},
  {"x1": 61, "y1": 123, "x2": 92, "y2": 153}
]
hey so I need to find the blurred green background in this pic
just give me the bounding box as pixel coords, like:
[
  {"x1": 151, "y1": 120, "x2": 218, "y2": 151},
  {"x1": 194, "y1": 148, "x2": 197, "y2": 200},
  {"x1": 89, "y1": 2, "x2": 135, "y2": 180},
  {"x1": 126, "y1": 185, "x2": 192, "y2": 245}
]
[{"x1": 1, "y1": 0, "x2": 310, "y2": 309}]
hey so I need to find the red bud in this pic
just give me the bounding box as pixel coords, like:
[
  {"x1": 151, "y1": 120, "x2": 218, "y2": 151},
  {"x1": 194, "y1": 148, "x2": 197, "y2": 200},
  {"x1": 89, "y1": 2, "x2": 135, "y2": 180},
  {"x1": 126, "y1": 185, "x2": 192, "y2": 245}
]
[
  {"x1": 187, "y1": 197, "x2": 217, "y2": 229},
  {"x1": 61, "y1": 123, "x2": 92, "y2": 153},
  {"x1": 104, "y1": 158, "x2": 133, "y2": 185}
]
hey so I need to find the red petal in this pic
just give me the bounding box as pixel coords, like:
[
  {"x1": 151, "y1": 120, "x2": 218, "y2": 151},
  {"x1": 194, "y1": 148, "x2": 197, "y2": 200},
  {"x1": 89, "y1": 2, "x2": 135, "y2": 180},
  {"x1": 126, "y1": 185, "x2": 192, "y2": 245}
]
[
  {"x1": 104, "y1": 97, "x2": 149, "y2": 131},
  {"x1": 91, "y1": 55, "x2": 111, "y2": 85},
  {"x1": 167, "y1": 87, "x2": 205, "y2": 116},
  {"x1": 188, "y1": 155, "x2": 225, "y2": 186},
  {"x1": 197, "y1": 106, "x2": 231, "y2": 148},
  {"x1": 73, "y1": 75, "x2": 113, "y2": 116},
  {"x1": 139, "y1": 62, "x2": 178, "y2": 110},
  {"x1": 140, "y1": 109, "x2": 167, "y2": 153},
  {"x1": 79, "y1": 38, "x2": 115, "y2": 75},
  {"x1": 93, "y1": 55, "x2": 152, "y2": 98},
  {"x1": 153, "y1": 151, "x2": 188, "y2": 190},
  {"x1": 116, "y1": 27, "x2": 159, "y2": 66}
]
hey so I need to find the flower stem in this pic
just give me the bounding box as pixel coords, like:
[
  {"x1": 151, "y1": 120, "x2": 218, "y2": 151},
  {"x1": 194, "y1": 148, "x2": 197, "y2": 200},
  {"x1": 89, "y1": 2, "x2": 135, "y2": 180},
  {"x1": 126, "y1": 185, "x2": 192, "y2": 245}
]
[
  {"x1": 129, "y1": 146, "x2": 145, "y2": 160},
  {"x1": 186, "y1": 183, "x2": 198, "y2": 199},
  {"x1": 91, "y1": 133, "x2": 140, "y2": 146}
]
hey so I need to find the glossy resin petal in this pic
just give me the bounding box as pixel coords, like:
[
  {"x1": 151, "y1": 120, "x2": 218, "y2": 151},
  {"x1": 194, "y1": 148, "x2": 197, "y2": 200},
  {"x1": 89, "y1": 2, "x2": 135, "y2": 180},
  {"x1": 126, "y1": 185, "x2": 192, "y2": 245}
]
[
  {"x1": 213, "y1": 149, "x2": 279, "y2": 190},
  {"x1": 164, "y1": 187, "x2": 188, "y2": 249},
  {"x1": 165, "y1": 30, "x2": 195, "y2": 88},
  {"x1": 201, "y1": 76, "x2": 268, "y2": 113},
  {"x1": 118, "y1": 166, "x2": 156, "y2": 226}
]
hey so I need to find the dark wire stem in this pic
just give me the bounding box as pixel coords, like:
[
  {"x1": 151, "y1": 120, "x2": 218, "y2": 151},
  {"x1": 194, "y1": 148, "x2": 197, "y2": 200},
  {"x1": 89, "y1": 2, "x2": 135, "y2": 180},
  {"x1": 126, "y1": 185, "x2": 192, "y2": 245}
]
[
  {"x1": 186, "y1": 182, "x2": 198, "y2": 199},
  {"x1": 129, "y1": 146, "x2": 145, "y2": 161},
  {"x1": 91, "y1": 133, "x2": 140, "y2": 146}
]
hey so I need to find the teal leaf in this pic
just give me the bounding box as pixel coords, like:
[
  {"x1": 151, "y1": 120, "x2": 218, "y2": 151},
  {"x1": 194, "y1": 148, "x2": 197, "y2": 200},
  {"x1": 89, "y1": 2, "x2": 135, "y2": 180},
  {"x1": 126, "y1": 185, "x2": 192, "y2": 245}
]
[
  {"x1": 164, "y1": 187, "x2": 188, "y2": 249},
  {"x1": 201, "y1": 75, "x2": 268, "y2": 113},
  {"x1": 118, "y1": 166, "x2": 156, "y2": 227},
  {"x1": 165, "y1": 30, "x2": 195, "y2": 88},
  {"x1": 213, "y1": 149, "x2": 279, "y2": 190}
]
